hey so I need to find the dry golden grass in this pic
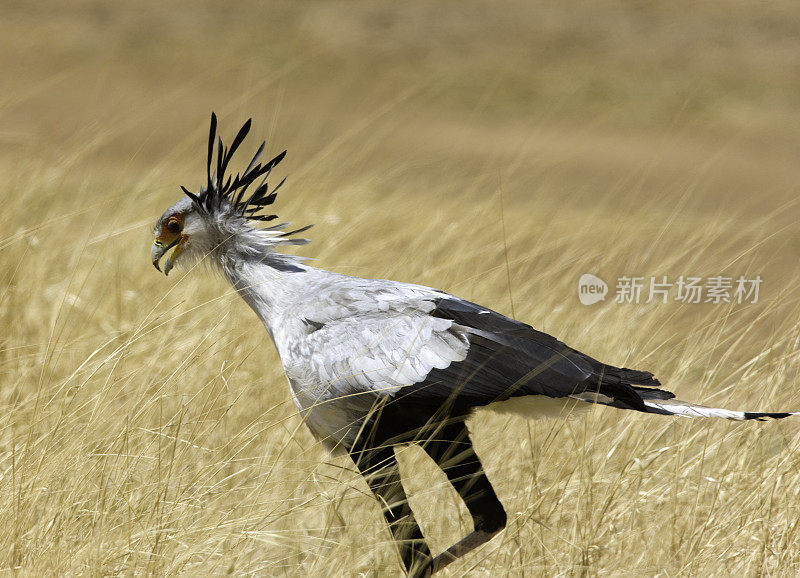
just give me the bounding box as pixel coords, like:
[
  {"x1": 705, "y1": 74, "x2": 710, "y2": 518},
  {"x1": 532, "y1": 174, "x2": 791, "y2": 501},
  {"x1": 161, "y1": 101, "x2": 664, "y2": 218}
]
[{"x1": 2, "y1": 1, "x2": 800, "y2": 575}]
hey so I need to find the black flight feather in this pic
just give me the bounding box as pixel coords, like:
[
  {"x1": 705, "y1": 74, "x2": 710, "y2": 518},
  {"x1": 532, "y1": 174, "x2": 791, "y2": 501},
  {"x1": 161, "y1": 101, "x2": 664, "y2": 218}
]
[{"x1": 397, "y1": 296, "x2": 674, "y2": 414}]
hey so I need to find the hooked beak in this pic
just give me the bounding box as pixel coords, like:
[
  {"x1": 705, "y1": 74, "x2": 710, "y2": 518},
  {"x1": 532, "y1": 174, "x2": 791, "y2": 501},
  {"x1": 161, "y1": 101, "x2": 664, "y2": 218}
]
[{"x1": 151, "y1": 237, "x2": 182, "y2": 276}]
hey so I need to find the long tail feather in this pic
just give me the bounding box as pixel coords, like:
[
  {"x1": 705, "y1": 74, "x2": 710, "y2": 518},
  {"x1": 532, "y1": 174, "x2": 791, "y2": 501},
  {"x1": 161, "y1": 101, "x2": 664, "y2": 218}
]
[{"x1": 642, "y1": 399, "x2": 798, "y2": 421}]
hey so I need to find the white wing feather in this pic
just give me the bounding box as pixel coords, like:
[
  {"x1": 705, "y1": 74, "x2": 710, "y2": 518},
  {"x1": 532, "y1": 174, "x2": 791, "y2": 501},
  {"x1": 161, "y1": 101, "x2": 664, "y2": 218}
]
[{"x1": 278, "y1": 283, "x2": 468, "y2": 447}]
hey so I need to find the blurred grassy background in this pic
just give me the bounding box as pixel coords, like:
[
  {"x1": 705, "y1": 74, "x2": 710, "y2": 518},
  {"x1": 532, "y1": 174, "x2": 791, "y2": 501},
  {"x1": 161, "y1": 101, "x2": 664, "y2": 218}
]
[{"x1": 1, "y1": 1, "x2": 800, "y2": 575}]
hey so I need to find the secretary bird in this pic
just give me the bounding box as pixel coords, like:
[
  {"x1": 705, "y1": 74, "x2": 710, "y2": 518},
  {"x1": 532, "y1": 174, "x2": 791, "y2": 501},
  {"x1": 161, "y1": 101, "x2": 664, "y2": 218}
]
[{"x1": 151, "y1": 114, "x2": 798, "y2": 576}]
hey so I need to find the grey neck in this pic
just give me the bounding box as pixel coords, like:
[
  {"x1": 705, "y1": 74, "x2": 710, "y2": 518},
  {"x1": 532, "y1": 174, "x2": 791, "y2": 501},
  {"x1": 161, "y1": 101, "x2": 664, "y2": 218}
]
[{"x1": 216, "y1": 240, "x2": 309, "y2": 335}]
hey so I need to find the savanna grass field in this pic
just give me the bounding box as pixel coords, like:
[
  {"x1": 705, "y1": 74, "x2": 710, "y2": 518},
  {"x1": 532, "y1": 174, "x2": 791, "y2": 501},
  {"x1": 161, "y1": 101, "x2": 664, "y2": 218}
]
[{"x1": 3, "y1": 1, "x2": 800, "y2": 575}]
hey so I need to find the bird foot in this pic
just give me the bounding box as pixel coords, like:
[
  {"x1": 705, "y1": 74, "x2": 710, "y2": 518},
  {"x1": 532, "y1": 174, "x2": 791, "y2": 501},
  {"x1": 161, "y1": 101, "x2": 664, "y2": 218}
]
[{"x1": 429, "y1": 529, "x2": 499, "y2": 574}]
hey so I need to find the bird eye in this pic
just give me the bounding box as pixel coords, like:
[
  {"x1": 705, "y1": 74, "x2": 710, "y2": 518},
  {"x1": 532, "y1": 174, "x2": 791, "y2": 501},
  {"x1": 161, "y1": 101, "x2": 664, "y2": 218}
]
[{"x1": 166, "y1": 219, "x2": 181, "y2": 233}]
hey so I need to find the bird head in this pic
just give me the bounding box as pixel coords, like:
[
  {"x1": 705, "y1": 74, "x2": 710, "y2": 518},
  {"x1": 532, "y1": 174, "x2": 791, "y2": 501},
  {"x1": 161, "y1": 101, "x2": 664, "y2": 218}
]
[
  {"x1": 152, "y1": 113, "x2": 309, "y2": 276},
  {"x1": 151, "y1": 196, "x2": 201, "y2": 276}
]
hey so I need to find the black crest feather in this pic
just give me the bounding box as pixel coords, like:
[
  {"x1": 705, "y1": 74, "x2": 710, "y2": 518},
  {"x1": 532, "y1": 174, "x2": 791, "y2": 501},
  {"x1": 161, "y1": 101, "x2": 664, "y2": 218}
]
[{"x1": 183, "y1": 112, "x2": 290, "y2": 224}]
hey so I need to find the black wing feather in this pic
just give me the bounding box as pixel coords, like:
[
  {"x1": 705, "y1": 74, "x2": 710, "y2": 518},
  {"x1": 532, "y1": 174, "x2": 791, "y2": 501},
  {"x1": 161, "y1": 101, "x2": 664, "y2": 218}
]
[{"x1": 397, "y1": 296, "x2": 672, "y2": 413}]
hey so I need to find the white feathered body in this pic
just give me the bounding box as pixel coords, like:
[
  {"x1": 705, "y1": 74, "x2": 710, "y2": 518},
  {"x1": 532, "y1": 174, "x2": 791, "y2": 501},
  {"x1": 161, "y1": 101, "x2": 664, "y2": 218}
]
[{"x1": 224, "y1": 257, "x2": 480, "y2": 448}]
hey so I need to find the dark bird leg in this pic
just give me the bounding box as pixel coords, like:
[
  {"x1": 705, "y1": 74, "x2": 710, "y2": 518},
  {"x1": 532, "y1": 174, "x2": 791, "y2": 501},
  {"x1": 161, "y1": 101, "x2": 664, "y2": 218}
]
[
  {"x1": 349, "y1": 440, "x2": 433, "y2": 575},
  {"x1": 419, "y1": 420, "x2": 507, "y2": 573}
]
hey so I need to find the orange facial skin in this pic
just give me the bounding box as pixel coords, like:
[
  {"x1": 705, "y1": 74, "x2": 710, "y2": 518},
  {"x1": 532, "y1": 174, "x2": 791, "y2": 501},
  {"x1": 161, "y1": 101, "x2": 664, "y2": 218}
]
[
  {"x1": 154, "y1": 213, "x2": 185, "y2": 247},
  {"x1": 152, "y1": 213, "x2": 187, "y2": 274}
]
